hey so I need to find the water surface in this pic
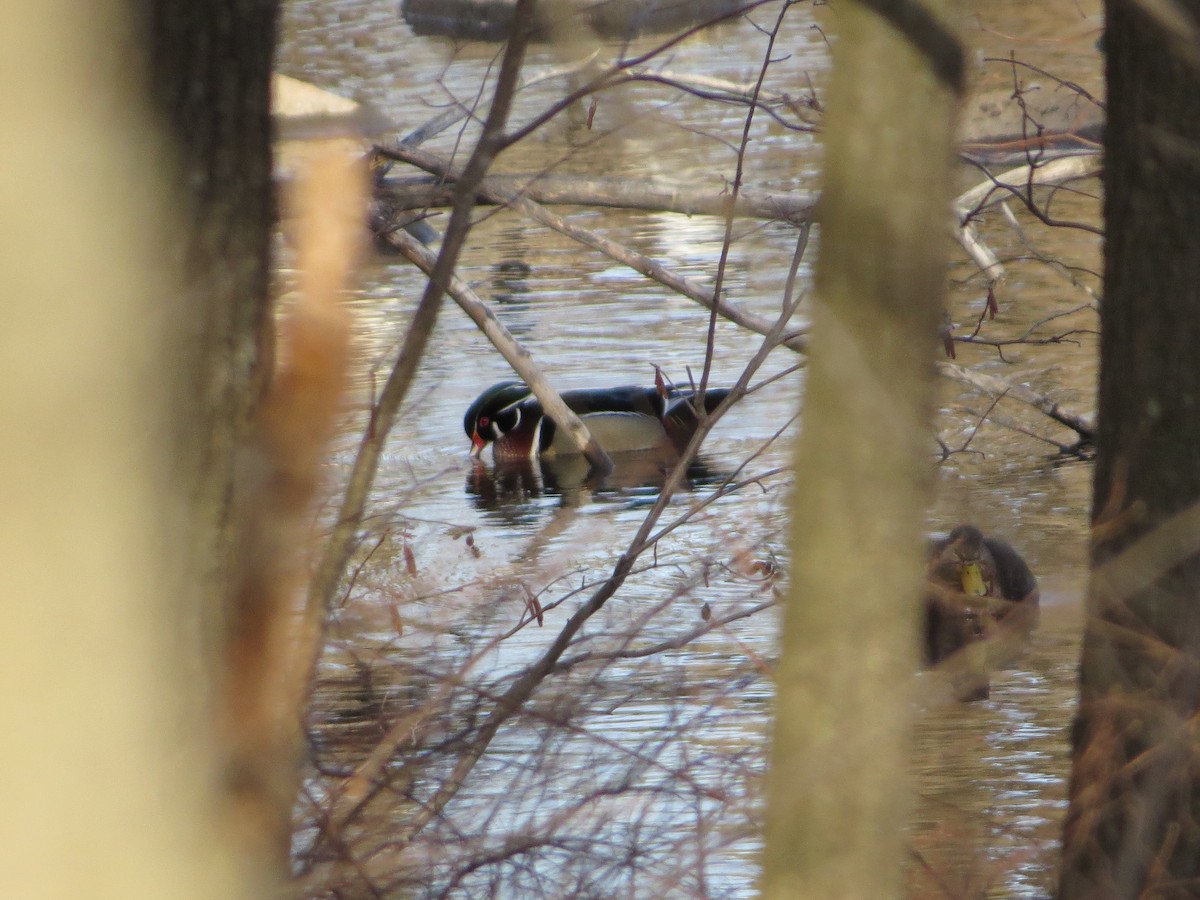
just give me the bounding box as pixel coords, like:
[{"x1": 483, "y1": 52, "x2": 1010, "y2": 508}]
[{"x1": 279, "y1": 1, "x2": 1102, "y2": 895}]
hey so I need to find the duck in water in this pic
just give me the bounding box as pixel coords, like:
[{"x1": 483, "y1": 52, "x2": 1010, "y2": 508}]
[
  {"x1": 924, "y1": 524, "x2": 1039, "y2": 700},
  {"x1": 464, "y1": 382, "x2": 729, "y2": 462}
]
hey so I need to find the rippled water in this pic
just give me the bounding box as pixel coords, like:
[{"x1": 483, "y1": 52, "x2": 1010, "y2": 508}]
[{"x1": 279, "y1": 1, "x2": 1102, "y2": 895}]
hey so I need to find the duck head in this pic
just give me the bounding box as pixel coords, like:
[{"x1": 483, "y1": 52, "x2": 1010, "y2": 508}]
[
  {"x1": 941, "y1": 524, "x2": 992, "y2": 596},
  {"x1": 463, "y1": 382, "x2": 531, "y2": 457}
]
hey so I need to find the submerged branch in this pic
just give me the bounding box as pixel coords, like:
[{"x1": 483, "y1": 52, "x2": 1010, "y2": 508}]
[
  {"x1": 374, "y1": 169, "x2": 817, "y2": 224},
  {"x1": 938, "y1": 360, "x2": 1095, "y2": 444}
]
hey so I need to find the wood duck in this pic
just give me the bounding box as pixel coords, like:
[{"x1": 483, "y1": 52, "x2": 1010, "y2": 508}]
[
  {"x1": 924, "y1": 524, "x2": 1040, "y2": 700},
  {"x1": 464, "y1": 381, "x2": 730, "y2": 462}
]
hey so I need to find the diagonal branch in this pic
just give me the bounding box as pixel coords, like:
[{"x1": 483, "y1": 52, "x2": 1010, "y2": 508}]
[
  {"x1": 937, "y1": 360, "x2": 1095, "y2": 443},
  {"x1": 302, "y1": 0, "x2": 547, "y2": 674},
  {"x1": 375, "y1": 143, "x2": 810, "y2": 354}
]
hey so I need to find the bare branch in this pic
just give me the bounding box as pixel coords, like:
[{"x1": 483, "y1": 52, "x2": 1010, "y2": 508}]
[
  {"x1": 376, "y1": 143, "x2": 811, "y2": 353},
  {"x1": 303, "y1": 0, "x2": 543, "y2": 661}
]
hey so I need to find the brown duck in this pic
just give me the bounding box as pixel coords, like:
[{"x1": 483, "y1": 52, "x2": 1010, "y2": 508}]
[{"x1": 924, "y1": 524, "x2": 1040, "y2": 700}]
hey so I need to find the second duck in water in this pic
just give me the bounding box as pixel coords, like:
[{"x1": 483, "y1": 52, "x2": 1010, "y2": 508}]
[
  {"x1": 464, "y1": 382, "x2": 730, "y2": 462},
  {"x1": 924, "y1": 524, "x2": 1040, "y2": 700}
]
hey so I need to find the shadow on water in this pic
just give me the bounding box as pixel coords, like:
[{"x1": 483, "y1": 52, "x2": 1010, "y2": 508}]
[{"x1": 465, "y1": 451, "x2": 729, "y2": 522}]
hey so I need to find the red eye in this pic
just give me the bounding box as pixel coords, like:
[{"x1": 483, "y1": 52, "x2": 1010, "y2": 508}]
[{"x1": 478, "y1": 416, "x2": 490, "y2": 428}]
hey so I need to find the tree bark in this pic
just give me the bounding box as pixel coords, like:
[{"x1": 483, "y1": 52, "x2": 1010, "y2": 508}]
[
  {"x1": 760, "y1": 0, "x2": 961, "y2": 896},
  {"x1": 1058, "y1": 7, "x2": 1200, "y2": 898},
  {"x1": 138, "y1": 0, "x2": 292, "y2": 884},
  {"x1": 138, "y1": 0, "x2": 280, "y2": 648},
  {"x1": 0, "y1": 1, "x2": 254, "y2": 897}
]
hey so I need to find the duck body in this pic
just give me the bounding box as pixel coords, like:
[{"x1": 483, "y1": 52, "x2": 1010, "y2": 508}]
[
  {"x1": 924, "y1": 524, "x2": 1039, "y2": 700},
  {"x1": 464, "y1": 382, "x2": 729, "y2": 462}
]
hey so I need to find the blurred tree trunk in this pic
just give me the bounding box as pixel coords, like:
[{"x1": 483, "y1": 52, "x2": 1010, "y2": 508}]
[
  {"x1": 137, "y1": 0, "x2": 280, "y2": 658},
  {"x1": 136, "y1": 0, "x2": 302, "y2": 883},
  {"x1": 0, "y1": 0, "x2": 262, "y2": 896},
  {"x1": 1058, "y1": 9, "x2": 1200, "y2": 898},
  {"x1": 760, "y1": 1, "x2": 961, "y2": 897}
]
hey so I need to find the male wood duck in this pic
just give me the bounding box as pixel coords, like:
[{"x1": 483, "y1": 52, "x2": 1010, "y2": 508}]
[
  {"x1": 924, "y1": 524, "x2": 1040, "y2": 700},
  {"x1": 464, "y1": 381, "x2": 730, "y2": 462}
]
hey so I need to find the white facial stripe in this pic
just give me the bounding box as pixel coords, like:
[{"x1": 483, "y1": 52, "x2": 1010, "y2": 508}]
[
  {"x1": 488, "y1": 407, "x2": 520, "y2": 440},
  {"x1": 498, "y1": 394, "x2": 531, "y2": 414},
  {"x1": 530, "y1": 415, "x2": 543, "y2": 458}
]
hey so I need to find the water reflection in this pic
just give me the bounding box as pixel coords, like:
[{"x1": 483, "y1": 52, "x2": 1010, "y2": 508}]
[
  {"x1": 489, "y1": 259, "x2": 535, "y2": 320},
  {"x1": 466, "y1": 452, "x2": 728, "y2": 519}
]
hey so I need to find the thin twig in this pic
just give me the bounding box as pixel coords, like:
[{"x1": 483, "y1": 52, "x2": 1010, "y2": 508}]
[{"x1": 302, "y1": 0, "x2": 544, "y2": 693}]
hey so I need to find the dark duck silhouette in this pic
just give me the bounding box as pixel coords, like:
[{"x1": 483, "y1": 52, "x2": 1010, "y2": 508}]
[
  {"x1": 464, "y1": 381, "x2": 730, "y2": 462},
  {"x1": 924, "y1": 524, "x2": 1040, "y2": 700}
]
